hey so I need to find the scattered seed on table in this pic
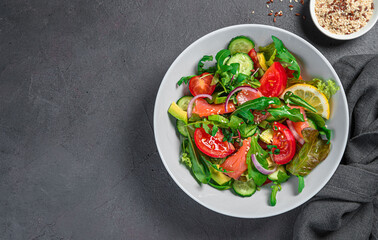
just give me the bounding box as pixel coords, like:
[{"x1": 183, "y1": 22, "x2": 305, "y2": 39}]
[
  {"x1": 274, "y1": 17, "x2": 277, "y2": 22},
  {"x1": 268, "y1": 12, "x2": 273, "y2": 16},
  {"x1": 289, "y1": 4, "x2": 294, "y2": 7}
]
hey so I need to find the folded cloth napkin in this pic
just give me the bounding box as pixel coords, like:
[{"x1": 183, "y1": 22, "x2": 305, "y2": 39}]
[{"x1": 293, "y1": 55, "x2": 378, "y2": 240}]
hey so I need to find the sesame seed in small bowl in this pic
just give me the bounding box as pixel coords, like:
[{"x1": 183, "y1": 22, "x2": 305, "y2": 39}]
[{"x1": 310, "y1": 0, "x2": 378, "y2": 40}]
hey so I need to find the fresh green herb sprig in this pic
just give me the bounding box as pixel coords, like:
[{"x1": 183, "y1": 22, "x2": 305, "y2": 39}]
[{"x1": 272, "y1": 36, "x2": 301, "y2": 79}]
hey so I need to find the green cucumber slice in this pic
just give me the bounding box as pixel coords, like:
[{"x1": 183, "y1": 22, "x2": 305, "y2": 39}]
[
  {"x1": 227, "y1": 53, "x2": 254, "y2": 76},
  {"x1": 177, "y1": 96, "x2": 193, "y2": 110},
  {"x1": 228, "y1": 36, "x2": 255, "y2": 55},
  {"x1": 232, "y1": 179, "x2": 256, "y2": 197},
  {"x1": 176, "y1": 120, "x2": 188, "y2": 137}
]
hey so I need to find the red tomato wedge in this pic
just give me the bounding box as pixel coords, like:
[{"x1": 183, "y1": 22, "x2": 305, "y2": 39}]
[
  {"x1": 236, "y1": 89, "x2": 263, "y2": 105},
  {"x1": 289, "y1": 105, "x2": 310, "y2": 139},
  {"x1": 220, "y1": 137, "x2": 251, "y2": 180},
  {"x1": 272, "y1": 122, "x2": 296, "y2": 165},
  {"x1": 189, "y1": 73, "x2": 215, "y2": 96},
  {"x1": 192, "y1": 98, "x2": 235, "y2": 117},
  {"x1": 194, "y1": 127, "x2": 235, "y2": 158},
  {"x1": 258, "y1": 62, "x2": 287, "y2": 97}
]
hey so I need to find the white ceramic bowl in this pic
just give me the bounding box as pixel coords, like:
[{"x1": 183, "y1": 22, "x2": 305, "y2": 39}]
[
  {"x1": 310, "y1": 0, "x2": 378, "y2": 40},
  {"x1": 154, "y1": 24, "x2": 349, "y2": 218}
]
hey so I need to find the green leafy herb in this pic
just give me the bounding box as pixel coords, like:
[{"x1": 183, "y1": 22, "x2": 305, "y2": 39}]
[
  {"x1": 187, "y1": 127, "x2": 211, "y2": 183},
  {"x1": 239, "y1": 124, "x2": 258, "y2": 138},
  {"x1": 246, "y1": 136, "x2": 269, "y2": 186},
  {"x1": 268, "y1": 105, "x2": 304, "y2": 122},
  {"x1": 233, "y1": 97, "x2": 281, "y2": 117},
  {"x1": 286, "y1": 128, "x2": 331, "y2": 176},
  {"x1": 202, "y1": 123, "x2": 211, "y2": 134},
  {"x1": 297, "y1": 175, "x2": 305, "y2": 193},
  {"x1": 177, "y1": 75, "x2": 196, "y2": 86},
  {"x1": 197, "y1": 55, "x2": 216, "y2": 74},
  {"x1": 208, "y1": 114, "x2": 229, "y2": 125},
  {"x1": 211, "y1": 125, "x2": 219, "y2": 136},
  {"x1": 228, "y1": 115, "x2": 244, "y2": 129},
  {"x1": 272, "y1": 36, "x2": 301, "y2": 79},
  {"x1": 283, "y1": 91, "x2": 317, "y2": 113},
  {"x1": 180, "y1": 139, "x2": 192, "y2": 168}
]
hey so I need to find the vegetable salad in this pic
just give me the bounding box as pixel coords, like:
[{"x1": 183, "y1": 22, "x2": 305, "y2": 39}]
[{"x1": 168, "y1": 35, "x2": 339, "y2": 206}]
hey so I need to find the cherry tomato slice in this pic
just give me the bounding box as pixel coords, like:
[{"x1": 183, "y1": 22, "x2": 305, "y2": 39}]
[
  {"x1": 194, "y1": 127, "x2": 235, "y2": 158},
  {"x1": 258, "y1": 62, "x2": 287, "y2": 97},
  {"x1": 272, "y1": 122, "x2": 296, "y2": 165},
  {"x1": 189, "y1": 73, "x2": 215, "y2": 96}
]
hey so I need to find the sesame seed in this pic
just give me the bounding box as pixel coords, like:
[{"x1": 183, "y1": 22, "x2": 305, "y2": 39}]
[{"x1": 267, "y1": 4, "x2": 270, "y2": 8}]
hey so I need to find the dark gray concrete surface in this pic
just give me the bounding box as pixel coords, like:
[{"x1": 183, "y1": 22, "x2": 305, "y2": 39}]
[{"x1": 0, "y1": 0, "x2": 377, "y2": 239}]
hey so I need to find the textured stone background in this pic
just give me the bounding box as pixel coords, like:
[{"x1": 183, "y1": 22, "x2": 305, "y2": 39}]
[{"x1": 0, "y1": 0, "x2": 377, "y2": 239}]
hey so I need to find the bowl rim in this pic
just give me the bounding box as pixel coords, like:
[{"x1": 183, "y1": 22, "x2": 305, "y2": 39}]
[
  {"x1": 309, "y1": 0, "x2": 378, "y2": 40},
  {"x1": 153, "y1": 24, "x2": 349, "y2": 218}
]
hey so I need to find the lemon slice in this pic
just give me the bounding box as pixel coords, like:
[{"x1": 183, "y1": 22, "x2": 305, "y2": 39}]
[{"x1": 281, "y1": 84, "x2": 330, "y2": 119}]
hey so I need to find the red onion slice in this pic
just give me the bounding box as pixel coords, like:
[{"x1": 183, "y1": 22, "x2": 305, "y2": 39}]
[
  {"x1": 286, "y1": 120, "x2": 305, "y2": 145},
  {"x1": 187, "y1": 94, "x2": 212, "y2": 119},
  {"x1": 225, "y1": 86, "x2": 258, "y2": 112},
  {"x1": 251, "y1": 154, "x2": 277, "y2": 175}
]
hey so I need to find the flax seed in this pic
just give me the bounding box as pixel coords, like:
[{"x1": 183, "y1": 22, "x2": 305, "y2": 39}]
[{"x1": 315, "y1": 0, "x2": 374, "y2": 35}]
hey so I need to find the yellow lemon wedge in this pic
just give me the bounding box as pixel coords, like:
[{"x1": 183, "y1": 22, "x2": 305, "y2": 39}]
[{"x1": 281, "y1": 84, "x2": 330, "y2": 119}]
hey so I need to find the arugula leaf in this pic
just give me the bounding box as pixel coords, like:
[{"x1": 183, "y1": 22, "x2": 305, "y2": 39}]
[
  {"x1": 211, "y1": 125, "x2": 218, "y2": 136},
  {"x1": 233, "y1": 73, "x2": 249, "y2": 86},
  {"x1": 197, "y1": 55, "x2": 216, "y2": 74},
  {"x1": 207, "y1": 161, "x2": 233, "y2": 173},
  {"x1": 297, "y1": 175, "x2": 305, "y2": 193},
  {"x1": 236, "y1": 108, "x2": 255, "y2": 122},
  {"x1": 268, "y1": 105, "x2": 304, "y2": 122},
  {"x1": 283, "y1": 91, "x2": 317, "y2": 113},
  {"x1": 246, "y1": 136, "x2": 269, "y2": 186},
  {"x1": 239, "y1": 124, "x2": 258, "y2": 138},
  {"x1": 207, "y1": 114, "x2": 229, "y2": 125},
  {"x1": 228, "y1": 115, "x2": 244, "y2": 130},
  {"x1": 202, "y1": 123, "x2": 211, "y2": 135},
  {"x1": 186, "y1": 127, "x2": 211, "y2": 183},
  {"x1": 215, "y1": 49, "x2": 231, "y2": 67},
  {"x1": 177, "y1": 75, "x2": 196, "y2": 86},
  {"x1": 272, "y1": 36, "x2": 301, "y2": 79},
  {"x1": 233, "y1": 97, "x2": 281, "y2": 116}
]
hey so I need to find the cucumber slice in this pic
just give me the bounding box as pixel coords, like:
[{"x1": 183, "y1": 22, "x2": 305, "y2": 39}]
[
  {"x1": 232, "y1": 179, "x2": 256, "y2": 197},
  {"x1": 177, "y1": 96, "x2": 193, "y2": 110},
  {"x1": 228, "y1": 36, "x2": 255, "y2": 55},
  {"x1": 227, "y1": 53, "x2": 254, "y2": 76},
  {"x1": 176, "y1": 120, "x2": 188, "y2": 137}
]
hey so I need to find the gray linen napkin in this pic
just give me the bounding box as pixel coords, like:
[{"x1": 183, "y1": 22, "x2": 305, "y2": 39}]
[{"x1": 293, "y1": 55, "x2": 378, "y2": 240}]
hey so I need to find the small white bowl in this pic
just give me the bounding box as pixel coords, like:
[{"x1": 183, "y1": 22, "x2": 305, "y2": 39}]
[{"x1": 310, "y1": 0, "x2": 378, "y2": 40}]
